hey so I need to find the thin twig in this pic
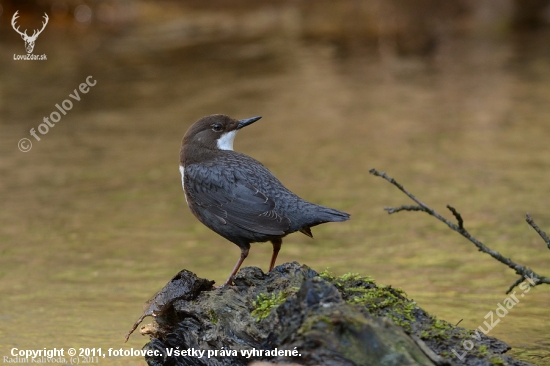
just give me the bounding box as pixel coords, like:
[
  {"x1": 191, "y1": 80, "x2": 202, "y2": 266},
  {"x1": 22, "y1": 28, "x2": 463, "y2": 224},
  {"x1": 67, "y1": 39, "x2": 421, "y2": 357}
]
[
  {"x1": 369, "y1": 168, "x2": 550, "y2": 294},
  {"x1": 526, "y1": 213, "x2": 550, "y2": 250},
  {"x1": 385, "y1": 205, "x2": 424, "y2": 214},
  {"x1": 506, "y1": 277, "x2": 525, "y2": 295},
  {"x1": 446, "y1": 205, "x2": 463, "y2": 231}
]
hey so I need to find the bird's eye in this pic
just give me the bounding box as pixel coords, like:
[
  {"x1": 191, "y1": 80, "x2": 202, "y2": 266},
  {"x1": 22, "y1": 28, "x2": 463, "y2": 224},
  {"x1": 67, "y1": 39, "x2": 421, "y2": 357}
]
[{"x1": 211, "y1": 123, "x2": 223, "y2": 132}]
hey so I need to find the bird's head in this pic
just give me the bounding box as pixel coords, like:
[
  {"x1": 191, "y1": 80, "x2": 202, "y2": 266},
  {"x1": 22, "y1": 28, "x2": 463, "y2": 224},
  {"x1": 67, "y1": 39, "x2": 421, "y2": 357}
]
[{"x1": 180, "y1": 114, "x2": 261, "y2": 164}]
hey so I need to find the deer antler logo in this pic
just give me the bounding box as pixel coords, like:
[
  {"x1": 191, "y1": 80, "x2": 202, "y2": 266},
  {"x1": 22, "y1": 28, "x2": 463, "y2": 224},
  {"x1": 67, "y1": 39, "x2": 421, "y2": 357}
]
[{"x1": 11, "y1": 11, "x2": 49, "y2": 54}]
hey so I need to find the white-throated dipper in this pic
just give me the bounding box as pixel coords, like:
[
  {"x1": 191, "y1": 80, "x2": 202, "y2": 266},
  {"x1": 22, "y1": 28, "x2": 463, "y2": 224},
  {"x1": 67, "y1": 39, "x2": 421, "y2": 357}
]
[{"x1": 179, "y1": 114, "x2": 350, "y2": 286}]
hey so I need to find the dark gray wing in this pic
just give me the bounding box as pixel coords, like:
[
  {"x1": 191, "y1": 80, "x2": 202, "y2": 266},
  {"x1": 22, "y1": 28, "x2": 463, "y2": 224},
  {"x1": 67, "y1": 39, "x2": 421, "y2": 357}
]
[{"x1": 184, "y1": 164, "x2": 290, "y2": 236}]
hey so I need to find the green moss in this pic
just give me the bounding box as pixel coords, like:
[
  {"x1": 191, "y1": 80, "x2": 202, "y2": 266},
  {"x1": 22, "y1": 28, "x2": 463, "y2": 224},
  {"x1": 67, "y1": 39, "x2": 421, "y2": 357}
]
[
  {"x1": 434, "y1": 319, "x2": 452, "y2": 332},
  {"x1": 297, "y1": 314, "x2": 334, "y2": 335},
  {"x1": 433, "y1": 318, "x2": 453, "y2": 330},
  {"x1": 251, "y1": 292, "x2": 286, "y2": 321},
  {"x1": 320, "y1": 268, "x2": 508, "y2": 364},
  {"x1": 319, "y1": 269, "x2": 375, "y2": 286},
  {"x1": 478, "y1": 345, "x2": 488, "y2": 356},
  {"x1": 207, "y1": 309, "x2": 218, "y2": 324},
  {"x1": 490, "y1": 356, "x2": 505, "y2": 365},
  {"x1": 419, "y1": 317, "x2": 454, "y2": 341},
  {"x1": 320, "y1": 270, "x2": 415, "y2": 332},
  {"x1": 319, "y1": 268, "x2": 336, "y2": 280},
  {"x1": 346, "y1": 284, "x2": 416, "y2": 332},
  {"x1": 346, "y1": 287, "x2": 370, "y2": 293}
]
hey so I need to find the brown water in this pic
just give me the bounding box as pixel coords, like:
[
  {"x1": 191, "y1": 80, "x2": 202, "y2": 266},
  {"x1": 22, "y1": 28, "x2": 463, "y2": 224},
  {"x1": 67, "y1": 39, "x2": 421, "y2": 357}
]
[{"x1": 1, "y1": 3, "x2": 549, "y2": 365}]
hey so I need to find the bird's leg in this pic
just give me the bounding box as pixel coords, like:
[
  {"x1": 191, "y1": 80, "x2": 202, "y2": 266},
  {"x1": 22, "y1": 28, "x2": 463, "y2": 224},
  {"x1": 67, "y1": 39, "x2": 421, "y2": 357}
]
[
  {"x1": 222, "y1": 246, "x2": 249, "y2": 287},
  {"x1": 268, "y1": 239, "x2": 282, "y2": 272}
]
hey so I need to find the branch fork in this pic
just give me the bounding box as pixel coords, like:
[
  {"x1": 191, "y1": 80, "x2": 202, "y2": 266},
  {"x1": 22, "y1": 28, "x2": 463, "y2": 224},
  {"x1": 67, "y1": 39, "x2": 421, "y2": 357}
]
[{"x1": 370, "y1": 168, "x2": 550, "y2": 294}]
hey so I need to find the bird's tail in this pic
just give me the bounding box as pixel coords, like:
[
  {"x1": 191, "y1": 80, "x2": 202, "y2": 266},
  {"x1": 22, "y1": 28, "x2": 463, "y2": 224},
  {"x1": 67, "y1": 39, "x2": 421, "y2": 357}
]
[
  {"x1": 315, "y1": 206, "x2": 350, "y2": 223},
  {"x1": 292, "y1": 201, "x2": 350, "y2": 238},
  {"x1": 297, "y1": 205, "x2": 349, "y2": 238}
]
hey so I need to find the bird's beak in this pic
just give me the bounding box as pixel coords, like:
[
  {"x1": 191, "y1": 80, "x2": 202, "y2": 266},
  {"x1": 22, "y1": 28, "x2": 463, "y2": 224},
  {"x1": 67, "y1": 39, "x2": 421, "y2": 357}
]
[{"x1": 237, "y1": 116, "x2": 262, "y2": 130}]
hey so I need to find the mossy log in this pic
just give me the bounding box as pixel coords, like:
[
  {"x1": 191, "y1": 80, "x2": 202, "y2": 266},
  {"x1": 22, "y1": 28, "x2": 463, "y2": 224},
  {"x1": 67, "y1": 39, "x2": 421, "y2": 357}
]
[{"x1": 128, "y1": 262, "x2": 533, "y2": 366}]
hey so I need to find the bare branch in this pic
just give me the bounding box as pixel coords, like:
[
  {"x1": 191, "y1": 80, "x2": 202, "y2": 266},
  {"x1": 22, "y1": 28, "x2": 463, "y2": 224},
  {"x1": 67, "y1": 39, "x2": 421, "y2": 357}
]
[
  {"x1": 446, "y1": 205, "x2": 463, "y2": 231},
  {"x1": 506, "y1": 277, "x2": 525, "y2": 295},
  {"x1": 384, "y1": 205, "x2": 424, "y2": 214},
  {"x1": 526, "y1": 214, "x2": 550, "y2": 250},
  {"x1": 369, "y1": 168, "x2": 550, "y2": 294}
]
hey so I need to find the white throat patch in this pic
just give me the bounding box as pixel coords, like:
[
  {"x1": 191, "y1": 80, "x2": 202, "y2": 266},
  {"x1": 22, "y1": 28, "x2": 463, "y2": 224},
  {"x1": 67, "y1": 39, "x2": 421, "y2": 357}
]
[
  {"x1": 179, "y1": 165, "x2": 189, "y2": 205},
  {"x1": 179, "y1": 165, "x2": 185, "y2": 189},
  {"x1": 217, "y1": 130, "x2": 238, "y2": 150}
]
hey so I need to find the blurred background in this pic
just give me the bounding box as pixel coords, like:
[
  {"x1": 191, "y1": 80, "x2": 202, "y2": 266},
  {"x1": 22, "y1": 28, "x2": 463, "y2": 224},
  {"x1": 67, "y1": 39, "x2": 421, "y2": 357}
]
[{"x1": 1, "y1": 0, "x2": 549, "y2": 364}]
